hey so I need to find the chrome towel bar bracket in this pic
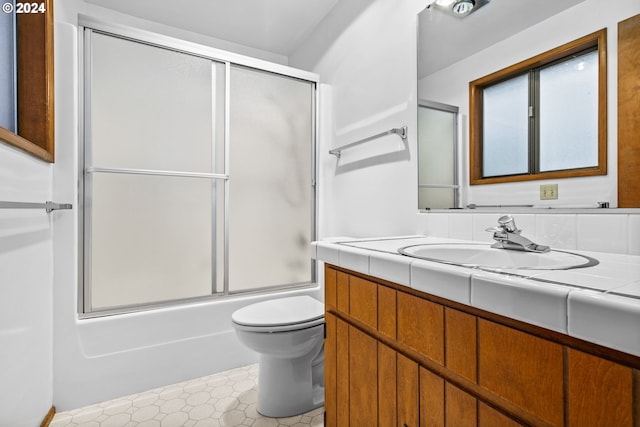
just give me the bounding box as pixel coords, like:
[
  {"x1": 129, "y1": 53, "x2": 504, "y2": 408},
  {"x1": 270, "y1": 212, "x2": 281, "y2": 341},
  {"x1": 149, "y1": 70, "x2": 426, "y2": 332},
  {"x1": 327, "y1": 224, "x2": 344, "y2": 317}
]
[
  {"x1": 0, "y1": 201, "x2": 73, "y2": 213},
  {"x1": 329, "y1": 126, "x2": 407, "y2": 158}
]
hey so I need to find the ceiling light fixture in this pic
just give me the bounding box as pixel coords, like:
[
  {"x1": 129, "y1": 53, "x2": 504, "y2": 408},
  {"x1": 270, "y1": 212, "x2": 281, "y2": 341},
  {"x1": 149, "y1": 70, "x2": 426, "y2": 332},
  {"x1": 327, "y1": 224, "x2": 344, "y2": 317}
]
[
  {"x1": 430, "y1": 0, "x2": 488, "y2": 18},
  {"x1": 452, "y1": 0, "x2": 475, "y2": 15}
]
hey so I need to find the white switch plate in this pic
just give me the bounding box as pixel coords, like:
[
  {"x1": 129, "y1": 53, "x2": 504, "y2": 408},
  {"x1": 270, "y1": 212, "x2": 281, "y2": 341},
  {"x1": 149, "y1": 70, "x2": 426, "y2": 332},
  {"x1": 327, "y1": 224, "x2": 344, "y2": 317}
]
[{"x1": 540, "y1": 184, "x2": 558, "y2": 200}]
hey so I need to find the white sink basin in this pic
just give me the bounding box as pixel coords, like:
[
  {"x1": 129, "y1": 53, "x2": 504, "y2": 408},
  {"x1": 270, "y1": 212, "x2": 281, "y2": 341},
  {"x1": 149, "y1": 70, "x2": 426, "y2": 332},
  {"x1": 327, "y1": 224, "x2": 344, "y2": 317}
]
[{"x1": 398, "y1": 243, "x2": 598, "y2": 270}]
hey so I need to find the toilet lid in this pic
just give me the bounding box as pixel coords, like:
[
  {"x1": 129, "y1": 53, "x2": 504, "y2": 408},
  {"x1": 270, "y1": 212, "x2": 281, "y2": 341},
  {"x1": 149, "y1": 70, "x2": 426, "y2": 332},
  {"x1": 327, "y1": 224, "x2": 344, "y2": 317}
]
[{"x1": 232, "y1": 296, "x2": 324, "y2": 327}]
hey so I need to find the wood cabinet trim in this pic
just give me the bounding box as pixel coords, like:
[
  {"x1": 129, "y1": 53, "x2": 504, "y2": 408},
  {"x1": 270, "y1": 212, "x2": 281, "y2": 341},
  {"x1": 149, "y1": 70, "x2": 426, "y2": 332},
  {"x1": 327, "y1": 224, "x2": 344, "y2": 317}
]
[
  {"x1": 327, "y1": 308, "x2": 554, "y2": 427},
  {"x1": 326, "y1": 264, "x2": 640, "y2": 370},
  {"x1": 618, "y1": 13, "x2": 640, "y2": 207}
]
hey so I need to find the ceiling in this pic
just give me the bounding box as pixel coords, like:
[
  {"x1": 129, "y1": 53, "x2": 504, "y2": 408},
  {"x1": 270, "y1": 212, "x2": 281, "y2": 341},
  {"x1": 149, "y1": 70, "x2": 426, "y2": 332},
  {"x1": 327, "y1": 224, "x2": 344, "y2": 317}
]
[
  {"x1": 84, "y1": 0, "x2": 341, "y2": 56},
  {"x1": 418, "y1": 0, "x2": 587, "y2": 77}
]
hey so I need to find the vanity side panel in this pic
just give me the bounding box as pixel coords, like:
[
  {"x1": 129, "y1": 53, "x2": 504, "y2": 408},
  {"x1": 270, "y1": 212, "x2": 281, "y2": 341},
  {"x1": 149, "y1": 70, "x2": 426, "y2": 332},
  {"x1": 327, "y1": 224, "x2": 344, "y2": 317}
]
[
  {"x1": 445, "y1": 307, "x2": 477, "y2": 382},
  {"x1": 336, "y1": 318, "x2": 350, "y2": 426},
  {"x1": 397, "y1": 291, "x2": 444, "y2": 364},
  {"x1": 478, "y1": 319, "x2": 564, "y2": 426},
  {"x1": 324, "y1": 313, "x2": 337, "y2": 427},
  {"x1": 567, "y1": 348, "x2": 633, "y2": 427}
]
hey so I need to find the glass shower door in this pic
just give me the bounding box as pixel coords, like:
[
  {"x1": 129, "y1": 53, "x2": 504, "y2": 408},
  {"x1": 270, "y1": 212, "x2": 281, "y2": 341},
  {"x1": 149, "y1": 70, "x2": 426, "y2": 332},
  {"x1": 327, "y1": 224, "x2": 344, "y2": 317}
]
[
  {"x1": 227, "y1": 66, "x2": 315, "y2": 292},
  {"x1": 417, "y1": 102, "x2": 459, "y2": 210},
  {"x1": 83, "y1": 28, "x2": 317, "y2": 315},
  {"x1": 84, "y1": 31, "x2": 226, "y2": 311}
]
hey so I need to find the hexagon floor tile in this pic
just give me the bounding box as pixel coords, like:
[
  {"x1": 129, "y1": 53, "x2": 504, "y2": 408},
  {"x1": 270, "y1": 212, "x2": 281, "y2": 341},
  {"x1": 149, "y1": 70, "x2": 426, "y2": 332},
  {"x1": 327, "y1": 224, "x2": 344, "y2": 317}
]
[{"x1": 50, "y1": 364, "x2": 324, "y2": 427}]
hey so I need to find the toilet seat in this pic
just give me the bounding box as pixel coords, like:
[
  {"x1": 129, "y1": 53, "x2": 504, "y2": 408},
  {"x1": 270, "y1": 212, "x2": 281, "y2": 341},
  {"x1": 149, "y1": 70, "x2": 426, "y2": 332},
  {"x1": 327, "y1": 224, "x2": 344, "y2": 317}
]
[{"x1": 231, "y1": 296, "x2": 324, "y2": 333}]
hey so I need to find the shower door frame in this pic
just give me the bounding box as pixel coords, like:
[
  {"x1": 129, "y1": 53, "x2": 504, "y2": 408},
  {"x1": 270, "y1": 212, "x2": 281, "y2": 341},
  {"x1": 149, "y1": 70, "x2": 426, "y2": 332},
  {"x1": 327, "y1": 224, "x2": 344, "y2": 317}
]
[{"x1": 78, "y1": 17, "x2": 319, "y2": 318}]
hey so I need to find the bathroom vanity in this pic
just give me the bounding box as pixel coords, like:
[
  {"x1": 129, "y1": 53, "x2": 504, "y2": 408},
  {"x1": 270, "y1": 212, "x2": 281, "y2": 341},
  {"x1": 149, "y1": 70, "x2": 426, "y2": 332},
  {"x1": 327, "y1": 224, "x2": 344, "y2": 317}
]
[{"x1": 313, "y1": 236, "x2": 640, "y2": 427}]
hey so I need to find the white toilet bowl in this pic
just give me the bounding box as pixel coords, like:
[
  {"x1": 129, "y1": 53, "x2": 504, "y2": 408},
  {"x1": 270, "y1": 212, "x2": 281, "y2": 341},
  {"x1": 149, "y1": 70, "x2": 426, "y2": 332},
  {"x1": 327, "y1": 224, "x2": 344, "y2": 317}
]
[{"x1": 231, "y1": 295, "x2": 325, "y2": 418}]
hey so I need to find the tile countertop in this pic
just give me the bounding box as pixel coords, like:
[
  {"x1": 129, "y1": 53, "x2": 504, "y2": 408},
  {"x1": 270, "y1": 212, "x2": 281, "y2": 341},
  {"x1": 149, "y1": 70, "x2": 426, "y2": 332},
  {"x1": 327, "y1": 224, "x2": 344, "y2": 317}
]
[{"x1": 311, "y1": 236, "x2": 640, "y2": 358}]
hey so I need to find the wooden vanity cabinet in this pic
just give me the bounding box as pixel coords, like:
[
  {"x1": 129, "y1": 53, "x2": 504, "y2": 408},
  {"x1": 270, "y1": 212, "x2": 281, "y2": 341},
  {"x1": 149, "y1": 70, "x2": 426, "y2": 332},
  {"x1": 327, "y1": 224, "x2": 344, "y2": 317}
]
[{"x1": 324, "y1": 264, "x2": 640, "y2": 427}]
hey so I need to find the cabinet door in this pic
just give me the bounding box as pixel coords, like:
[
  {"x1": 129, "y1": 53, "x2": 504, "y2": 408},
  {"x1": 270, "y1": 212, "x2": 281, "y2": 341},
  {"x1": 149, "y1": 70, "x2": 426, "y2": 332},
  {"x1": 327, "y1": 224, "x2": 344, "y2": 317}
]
[
  {"x1": 445, "y1": 308, "x2": 477, "y2": 382},
  {"x1": 378, "y1": 284, "x2": 397, "y2": 339},
  {"x1": 337, "y1": 271, "x2": 350, "y2": 314},
  {"x1": 446, "y1": 383, "x2": 477, "y2": 427},
  {"x1": 420, "y1": 367, "x2": 444, "y2": 427},
  {"x1": 397, "y1": 291, "x2": 444, "y2": 364},
  {"x1": 478, "y1": 402, "x2": 524, "y2": 427},
  {"x1": 349, "y1": 276, "x2": 377, "y2": 329},
  {"x1": 398, "y1": 353, "x2": 419, "y2": 427},
  {"x1": 378, "y1": 342, "x2": 397, "y2": 427},
  {"x1": 350, "y1": 325, "x2": 378, "y2": 426},
  {"x1": 567, "y1": 348, "x2": 633, "y2": 427},
  {"x1": 478, "y1": 320, "x2": 563, "y2": 426}
]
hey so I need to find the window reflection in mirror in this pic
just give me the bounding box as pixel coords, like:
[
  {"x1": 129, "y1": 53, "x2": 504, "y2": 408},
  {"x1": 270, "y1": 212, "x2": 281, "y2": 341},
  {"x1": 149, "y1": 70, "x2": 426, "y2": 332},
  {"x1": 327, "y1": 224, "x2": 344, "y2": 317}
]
[
  {"x1": 0, "y1": 2, "x2": 16, "y2": 133},
  {"x1": 470, "y1": 30, "x2": 606, "y2": 184}
]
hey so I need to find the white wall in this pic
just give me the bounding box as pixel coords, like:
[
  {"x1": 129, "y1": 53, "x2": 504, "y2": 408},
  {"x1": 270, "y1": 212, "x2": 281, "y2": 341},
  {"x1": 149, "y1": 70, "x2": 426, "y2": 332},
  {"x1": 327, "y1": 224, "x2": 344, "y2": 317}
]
[
  {"x1": 291, "y1": 0, "x2": 427, "y2": 238},
  {"x1": 0, "y1": 148, "x2": 54, "y2": 424}
]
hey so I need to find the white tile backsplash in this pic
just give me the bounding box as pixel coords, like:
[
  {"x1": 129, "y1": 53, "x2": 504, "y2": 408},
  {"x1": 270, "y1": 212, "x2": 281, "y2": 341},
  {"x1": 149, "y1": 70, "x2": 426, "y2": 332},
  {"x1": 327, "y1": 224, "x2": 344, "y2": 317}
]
[
  {"x1": 449, "y1": 214, "x2": 473, "y2": 240},
  {"x1": 535, "y1": 214, "x2": 577, "y2": 250},
  {"x1": 420, "y1": 212, "x2": 640, "y2": 256},
  {"x1": 423, "y1": 213, "x2": 449, "y2": 238},
  {"x1": 577, "y1": 214, "x2": 629, "y2": 254},
  {"x1": 629, "y1": 215, "x2": 640, "y2": 256}
]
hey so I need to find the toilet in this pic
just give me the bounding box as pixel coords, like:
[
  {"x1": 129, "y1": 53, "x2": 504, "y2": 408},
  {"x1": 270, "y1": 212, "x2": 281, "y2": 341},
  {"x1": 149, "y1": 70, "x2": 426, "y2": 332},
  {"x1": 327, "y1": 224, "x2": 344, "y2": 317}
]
[{"x1": 231, "y1": 295, "x2": 325, "y2": 418}]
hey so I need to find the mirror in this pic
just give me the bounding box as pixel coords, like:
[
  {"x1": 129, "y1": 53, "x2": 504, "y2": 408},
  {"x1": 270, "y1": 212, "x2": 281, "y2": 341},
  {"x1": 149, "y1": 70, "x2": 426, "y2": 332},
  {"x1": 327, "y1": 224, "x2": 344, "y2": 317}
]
[
  {"x1": 417, "y1": 0, "x2": 638, "y2": 208},
  {"x1": 0, "y1": 0, "x2": 55, "y2": 162}
]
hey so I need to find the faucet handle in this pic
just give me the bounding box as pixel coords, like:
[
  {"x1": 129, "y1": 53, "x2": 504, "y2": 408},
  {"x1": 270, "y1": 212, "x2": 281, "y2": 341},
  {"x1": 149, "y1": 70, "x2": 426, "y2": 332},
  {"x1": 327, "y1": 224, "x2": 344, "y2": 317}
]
[
  {"x1": 497, "y1": 215, "x2": 518, "y2": 233},
  {"x1": 485, "y1": 226, "x2": 503, "y2": 233}
]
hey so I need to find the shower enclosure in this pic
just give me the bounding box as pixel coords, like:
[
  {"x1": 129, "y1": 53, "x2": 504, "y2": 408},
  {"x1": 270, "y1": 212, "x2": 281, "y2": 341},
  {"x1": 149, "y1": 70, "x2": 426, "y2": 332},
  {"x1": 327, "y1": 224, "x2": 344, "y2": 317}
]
[{"x1": 80, "y1": 22, "x2": 317, "y2": 316}]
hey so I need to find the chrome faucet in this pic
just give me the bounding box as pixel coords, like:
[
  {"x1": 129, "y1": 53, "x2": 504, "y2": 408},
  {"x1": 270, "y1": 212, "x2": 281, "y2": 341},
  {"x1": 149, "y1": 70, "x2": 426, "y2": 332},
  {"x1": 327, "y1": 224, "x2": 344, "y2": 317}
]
[{"x1": 486, "y1": 215, "x2": 550, "y2": 253}]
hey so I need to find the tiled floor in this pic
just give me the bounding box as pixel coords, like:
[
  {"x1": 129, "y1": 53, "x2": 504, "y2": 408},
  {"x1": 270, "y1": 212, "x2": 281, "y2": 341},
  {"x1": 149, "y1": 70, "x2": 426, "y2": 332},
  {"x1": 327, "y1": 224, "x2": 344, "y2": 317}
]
[{"x1": 50, "y1": 364, "x2": 324, "y2": 427}]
